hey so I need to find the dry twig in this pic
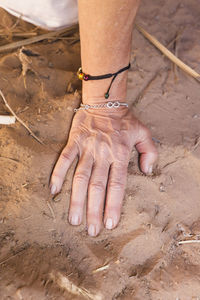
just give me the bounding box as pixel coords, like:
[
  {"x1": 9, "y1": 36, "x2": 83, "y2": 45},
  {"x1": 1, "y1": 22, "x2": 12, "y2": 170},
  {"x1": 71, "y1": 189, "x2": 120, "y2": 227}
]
[
  {"x1": 179, "y1": 240, "x2": 200, "y2": 245},
  {"x1": 191, "y1": 137, "x2": 200, "y2": 152},
  {"x1": 0, "y1": 89, "x2": 44, "y2": 144},
  {"x1": 173, "y1": 32, "x2": 179, "y2": 81},
  {"x1": 0, "y1": 24, "x2": 78, "y2": 53},
  {"x1": 46, "y1": 198, "x2": 56, "y2": 221},
  {"x1": 0, "y1": 31, "x2": 38, "y2": 38},
  {"x1": 0, "y1": 248, "x2": 25, "y2": 266},
  {"x1": 136, "y1": 24, "x2": 200, "y2": 80},
  {"x1": 166, "y1": 32, "x2": 182, "y2": 50},
  {"x1": 0, "y1": 156, "x2": 19, "y2": 162},
  {"x1": 49, "y1": 271, "x2": 102, "y2": 300},
  {"x1": 93, "y1": 264, "x2": 110, "y2": 274}
]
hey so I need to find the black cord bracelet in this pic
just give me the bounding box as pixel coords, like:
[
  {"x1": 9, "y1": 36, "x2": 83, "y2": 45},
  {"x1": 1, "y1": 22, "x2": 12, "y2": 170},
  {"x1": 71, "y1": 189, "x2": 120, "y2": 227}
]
[{"x1": 77, "y1": 63, "x2": 131, "y2": 99}]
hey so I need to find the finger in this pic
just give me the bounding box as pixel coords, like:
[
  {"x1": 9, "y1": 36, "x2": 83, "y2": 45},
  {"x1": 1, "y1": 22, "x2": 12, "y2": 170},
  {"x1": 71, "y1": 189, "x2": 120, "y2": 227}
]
[
  {"x1": 135, "y1": 129, "x2": 158, "y2": 175},
  {"x1": 68, "y1": 153, "x2": 93, "y2": 226},
  {"x1": 50, "y1": 142, "x2": 78, "y2": 194},
  {"x1": 87, "y1": 161, "x2": 110, "y2": 237},
  {"x1": 104, "y1": 162, "x2": 128, "y2": 230}
]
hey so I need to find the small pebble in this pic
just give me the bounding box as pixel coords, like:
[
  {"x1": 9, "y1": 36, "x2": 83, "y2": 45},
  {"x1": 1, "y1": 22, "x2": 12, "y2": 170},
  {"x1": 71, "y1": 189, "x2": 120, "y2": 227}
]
[{"x1": 159, "y1": 183, "x2": 166, "y2": 192}]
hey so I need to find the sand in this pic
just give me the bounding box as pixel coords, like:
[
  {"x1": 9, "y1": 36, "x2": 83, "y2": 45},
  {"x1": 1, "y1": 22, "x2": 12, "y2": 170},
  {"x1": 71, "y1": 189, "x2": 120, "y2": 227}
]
[{"x1": 0, "y1": 0, "x2": 200, "y2": 299}]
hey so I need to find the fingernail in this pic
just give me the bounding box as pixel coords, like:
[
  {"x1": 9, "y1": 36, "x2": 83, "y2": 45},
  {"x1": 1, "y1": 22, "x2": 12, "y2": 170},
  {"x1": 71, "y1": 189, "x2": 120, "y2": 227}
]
[
  {"x1": 148, "y1": 165, "x2": 153, "y2": 175},
  {"x1": 88, "y1": 224, "x2": 96, "y2": 237},
  {"x1": 50, "y1": 184, "x2": 57, "y2": 195},
  {"x1": 70, "y1": 214, "x2": 80, "y2": 226},
  {"x1": 106, "y1": 218, "x2": 113, "y2": 230}
]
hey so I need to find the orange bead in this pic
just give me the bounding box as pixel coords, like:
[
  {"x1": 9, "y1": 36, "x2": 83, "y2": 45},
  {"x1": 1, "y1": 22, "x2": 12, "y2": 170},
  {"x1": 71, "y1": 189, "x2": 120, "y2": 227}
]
[{"x1": 78, "y1": 73, "x2": 84, "y2": 80}]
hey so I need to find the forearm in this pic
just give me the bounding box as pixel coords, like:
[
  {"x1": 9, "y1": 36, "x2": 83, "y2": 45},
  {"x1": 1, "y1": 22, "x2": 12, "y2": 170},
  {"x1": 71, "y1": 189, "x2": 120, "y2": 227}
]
[{"x1": 78, "y1": 0, "x2": 140, "y2": 104}]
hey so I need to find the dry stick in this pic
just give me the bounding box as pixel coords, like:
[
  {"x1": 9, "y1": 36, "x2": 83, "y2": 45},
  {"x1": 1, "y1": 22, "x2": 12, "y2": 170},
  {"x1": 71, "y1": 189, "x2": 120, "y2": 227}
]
[
  {"x1": 49, "y1": 271, "x2": 102, "y2": 300},
  {"x1": 0, "y1": 248, "x2": 25, "y2": 266},
  {"x1": 173, "y1": 32, "x2": 179, "y2": 81},
  {"x1": 166, "y1": 32, "x2": 181, "y2": 50},
  {"x1": 0, "y1": 24, "x2": 78, "y2": 53},
  {"x1": 135, "y1": 24, "x2": 200, "y2": 80},
  {"x1": 0, "y1": 156, "x2": 20, "y2": 163},
  {"x1": 0, "y1": 89, "x2": 44, "y2": 144},
  {"x1": 0, "y1": 32, "x2": 38, "y2": 37},
  {"x1": 132, "y1": 31, "x2": 182, "y2": 107},
  {"x1": 93, "y1": 264, "x2": 110, "y2": 274},
  {"x1": 191, "y1": 137, "x2": 200, "y2": 152},
  {"x1": 46, "y1": 197, "x2": 56, "y2": 221},
  {"x1": 179, "y1": 240, "x2": 200, "y2": 245}
]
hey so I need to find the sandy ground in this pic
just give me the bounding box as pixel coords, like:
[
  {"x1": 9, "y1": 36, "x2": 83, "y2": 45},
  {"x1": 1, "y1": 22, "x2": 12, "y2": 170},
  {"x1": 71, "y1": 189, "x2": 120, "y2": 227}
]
[{"x1": 0, "y1": 1, "x2": 200, "y2": 299}]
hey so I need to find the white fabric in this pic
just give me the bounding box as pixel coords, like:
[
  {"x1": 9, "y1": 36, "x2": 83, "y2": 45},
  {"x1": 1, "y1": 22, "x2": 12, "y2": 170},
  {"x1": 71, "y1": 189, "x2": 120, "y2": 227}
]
[{"x1": 0, "y1": 0, "x2": 78, "y2": 30}]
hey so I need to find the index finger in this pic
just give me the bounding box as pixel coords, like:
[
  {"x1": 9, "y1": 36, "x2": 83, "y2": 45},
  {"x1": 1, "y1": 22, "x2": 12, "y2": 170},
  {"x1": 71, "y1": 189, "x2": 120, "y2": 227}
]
[{"x1": 50, "y1": 142, "x2": 78, "y2": 194}]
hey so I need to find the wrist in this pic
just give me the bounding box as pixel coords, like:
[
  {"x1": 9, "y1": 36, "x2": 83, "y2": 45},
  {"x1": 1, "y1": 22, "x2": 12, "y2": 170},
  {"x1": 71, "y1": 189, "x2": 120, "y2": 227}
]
[{"x1": 81, "y1": 68, "x2": 128, "y2": 104}]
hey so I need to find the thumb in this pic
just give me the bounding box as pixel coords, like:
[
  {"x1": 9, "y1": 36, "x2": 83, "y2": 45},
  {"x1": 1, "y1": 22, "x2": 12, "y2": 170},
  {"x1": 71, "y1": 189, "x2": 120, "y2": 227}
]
[{"x1": 135, "y1": 128, "x2": 158, "y2": 175}]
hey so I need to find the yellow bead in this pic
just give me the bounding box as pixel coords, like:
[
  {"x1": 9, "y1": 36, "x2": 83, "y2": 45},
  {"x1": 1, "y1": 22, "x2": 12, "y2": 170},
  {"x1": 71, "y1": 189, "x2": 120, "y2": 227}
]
[{"x1": 78, "y1": 73, "x2": 84, "y2": 80}]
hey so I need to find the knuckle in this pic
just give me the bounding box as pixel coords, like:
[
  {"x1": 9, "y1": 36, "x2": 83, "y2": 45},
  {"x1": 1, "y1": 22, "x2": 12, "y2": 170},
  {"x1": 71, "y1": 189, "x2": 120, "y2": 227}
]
[
  {"x1": 61, "y1": 150, "x2": 71, "y2": 161},
  {"x1": 89, "y1": 181, "x2": 105, "y2": 192},
  {"x1": 74, "y1": 172, "x2": 89, "y2": 183},
  {"x1": 114, "y1": 143, "x2": 130, "y2": 162},
  {"x1": 109, "y1": 180, "x2": 125, "y2": 191}
]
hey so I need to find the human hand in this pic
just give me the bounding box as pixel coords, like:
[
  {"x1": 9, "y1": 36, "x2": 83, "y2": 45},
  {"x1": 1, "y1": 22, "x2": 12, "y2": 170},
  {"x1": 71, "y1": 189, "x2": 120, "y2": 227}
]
[{"x1": 50, "y1": 107, "x2": 157, "y2": 236}]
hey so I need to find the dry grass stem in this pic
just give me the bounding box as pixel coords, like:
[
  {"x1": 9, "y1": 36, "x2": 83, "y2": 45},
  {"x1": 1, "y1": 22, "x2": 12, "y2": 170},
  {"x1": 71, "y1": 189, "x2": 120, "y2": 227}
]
[
  {"x1": 0, "y1": 156, "x2": 19, "y2": 162},
  {"x1": 192, "y1": 137, "x2": 200, "y2": 152},
  {"x1": 93, "y1": 264, "x2": 110, "y2": 274},
  {"x1": 49, "y1": 271, "x2": 102, "y2": 300},
  {"x1": 0, "y1": 24, "x2": 78, "y2": 53},
  {"x1": 179, "y1": 240, "x2": 200, "y2": 245},
  {"x1": 0, "y1": 89, "x2": 44, "y2": 144},
  {"x1": 173, "y1": 33, "x2": 179, "y2": 81},
  {"x1": 46, "y1": 197, "x2": 56, "y2": 221},
  {"x1": 166, "y1": 32, "x2": 181, "y2": 49},
  {"x1": 0, "y1": 249, "x2": 25, "y2": 266},
  {"x1": 0, "y1": 32, "x2": 38, "y2": 37},
  {"x1": 136, "y1": 24, "x2": 200, "y2": 79}
]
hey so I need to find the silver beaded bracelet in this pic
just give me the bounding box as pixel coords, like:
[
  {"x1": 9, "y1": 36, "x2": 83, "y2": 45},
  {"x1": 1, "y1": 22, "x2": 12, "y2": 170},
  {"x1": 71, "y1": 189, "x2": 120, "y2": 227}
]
[{"x1": 74, "y1": 101, "x2": 128, "y2": 112}]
